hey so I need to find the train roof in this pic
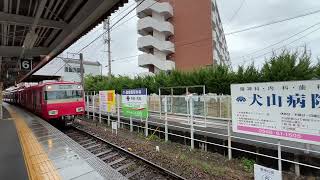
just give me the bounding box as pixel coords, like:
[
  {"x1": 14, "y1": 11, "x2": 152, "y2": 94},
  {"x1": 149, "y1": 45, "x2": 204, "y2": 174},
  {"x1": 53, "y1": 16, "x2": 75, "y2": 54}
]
[
  {"x1": 38, "y1": 81, "x2": 81, "y2": 86},
  {"x1": 5, "y1": 81, "x2": 82, "y2": 92},
  {"x1": 25, "y1": 81, "x2": 81, "y2": 90}
]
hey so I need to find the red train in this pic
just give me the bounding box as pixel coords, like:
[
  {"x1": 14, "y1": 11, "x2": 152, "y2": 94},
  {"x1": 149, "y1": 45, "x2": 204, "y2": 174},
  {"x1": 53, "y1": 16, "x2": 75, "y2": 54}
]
[{"x1": 4, "y1": 81, "x2": 85, "y2": 125}]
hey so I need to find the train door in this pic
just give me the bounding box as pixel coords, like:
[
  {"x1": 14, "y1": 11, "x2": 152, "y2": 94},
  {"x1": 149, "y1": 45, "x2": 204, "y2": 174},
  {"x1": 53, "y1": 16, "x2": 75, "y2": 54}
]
[
  {"x1": 33, "y1": 91, "x2": 36, "y2": 111},
  {"x1": 38, "y1": 91, "x2": 42, "y2": 113}
]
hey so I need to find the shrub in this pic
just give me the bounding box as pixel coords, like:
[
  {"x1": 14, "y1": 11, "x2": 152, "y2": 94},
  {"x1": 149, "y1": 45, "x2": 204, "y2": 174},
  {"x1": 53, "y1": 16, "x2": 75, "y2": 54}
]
[{"x1": 85, "y1": 49, "x2": 318, "y2": 94}]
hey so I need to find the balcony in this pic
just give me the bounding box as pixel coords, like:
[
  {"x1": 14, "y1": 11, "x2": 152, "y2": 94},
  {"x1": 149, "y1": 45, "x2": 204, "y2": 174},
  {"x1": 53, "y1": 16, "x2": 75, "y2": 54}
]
[
  {"x1": 138, "y1": 16, "x2": 174, "y2": 36},
  {"x1": 138, "y1": 35, "x2": 175, "y2": 54},
  {"x1": 138, "y1": 53, "x2": 175, "y2": 71},
  {"x1": 136, "y1": 0, "x2": 173, "y2": 19}
]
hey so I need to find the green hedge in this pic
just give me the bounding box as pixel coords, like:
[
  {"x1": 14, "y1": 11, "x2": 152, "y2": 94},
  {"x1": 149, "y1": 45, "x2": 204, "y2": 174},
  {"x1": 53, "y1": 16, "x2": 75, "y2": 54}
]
[{"x1": 85, "y1": 50, "x2": 319, "y2": 95}]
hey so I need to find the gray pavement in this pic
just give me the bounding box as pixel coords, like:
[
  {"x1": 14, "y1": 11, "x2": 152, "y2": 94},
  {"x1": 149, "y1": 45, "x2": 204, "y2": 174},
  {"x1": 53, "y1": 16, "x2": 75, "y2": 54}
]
[{"x1": 0, "y1": 107, "x2": 28, "y2": 180}]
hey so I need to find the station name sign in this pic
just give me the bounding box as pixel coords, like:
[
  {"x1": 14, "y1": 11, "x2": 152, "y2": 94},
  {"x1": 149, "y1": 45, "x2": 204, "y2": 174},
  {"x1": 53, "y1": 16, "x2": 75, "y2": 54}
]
[{"x1": 231, "y1": 80, "x2": 320, "y2": 145}]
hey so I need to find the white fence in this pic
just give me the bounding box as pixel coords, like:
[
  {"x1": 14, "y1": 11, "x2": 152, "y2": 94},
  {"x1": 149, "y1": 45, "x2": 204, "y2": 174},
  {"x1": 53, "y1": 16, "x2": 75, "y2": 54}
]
[{"x1": 83, "y1": 92, "x2": 320, "y2": 177}]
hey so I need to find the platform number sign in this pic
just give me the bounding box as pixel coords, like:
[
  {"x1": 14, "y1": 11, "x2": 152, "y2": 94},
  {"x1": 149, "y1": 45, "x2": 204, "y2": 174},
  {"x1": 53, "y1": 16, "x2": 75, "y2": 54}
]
[{"x1": 20, "y1": 59, "x2": 32, "y2": 70}]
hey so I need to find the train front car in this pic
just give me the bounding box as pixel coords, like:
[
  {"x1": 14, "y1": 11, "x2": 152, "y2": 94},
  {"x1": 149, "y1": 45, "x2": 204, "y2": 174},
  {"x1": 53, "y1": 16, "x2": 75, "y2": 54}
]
[{"x1": 42, "y1": 82, "x2": 85, "y2": 126}]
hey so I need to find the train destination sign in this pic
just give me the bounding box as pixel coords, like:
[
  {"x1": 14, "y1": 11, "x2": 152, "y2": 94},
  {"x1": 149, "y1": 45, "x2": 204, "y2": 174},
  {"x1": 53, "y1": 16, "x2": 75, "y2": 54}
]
[
  {"x1": 59, "y1": 85, "x2": 73, "y2": 89},
  {"x1": 231, "y1": 80, "x2": 320, "y2": 145},
  {"x1": 121, "y1": 88, "x2": 148, "y2": 118}
]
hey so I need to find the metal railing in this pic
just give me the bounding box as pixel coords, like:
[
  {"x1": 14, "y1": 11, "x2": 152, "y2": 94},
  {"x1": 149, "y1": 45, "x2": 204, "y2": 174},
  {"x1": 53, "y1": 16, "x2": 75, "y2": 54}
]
[{"x1": 83, "y1": 92, "x2": 320, "y2": 177}]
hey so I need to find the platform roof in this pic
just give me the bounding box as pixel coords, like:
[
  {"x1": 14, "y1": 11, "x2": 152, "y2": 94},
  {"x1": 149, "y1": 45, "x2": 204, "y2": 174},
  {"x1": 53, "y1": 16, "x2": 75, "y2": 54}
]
[{"x1": 0, "y1": 0, "x2": 127, "y2": 88}]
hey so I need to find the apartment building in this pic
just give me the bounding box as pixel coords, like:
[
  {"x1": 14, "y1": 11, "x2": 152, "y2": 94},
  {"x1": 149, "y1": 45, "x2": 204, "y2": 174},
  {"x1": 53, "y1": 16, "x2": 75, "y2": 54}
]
[{"x1": 136, "y1": 0, "x2": 230, "y2": 73}]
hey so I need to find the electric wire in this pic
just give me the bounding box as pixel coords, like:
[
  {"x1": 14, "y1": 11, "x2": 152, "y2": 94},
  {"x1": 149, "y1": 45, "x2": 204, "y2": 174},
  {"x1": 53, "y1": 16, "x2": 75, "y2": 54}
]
[
  {"x1": 54, "y1": 2, "x2": 320, "y2": 76},
  {"x1": 225, "y1": 9, "x2": 320, "y2": 35},
  {"x1": 55, "y1": 22, "x2": 320, "y2": 76},
  {"x1": 52, "y1": 0, "x2": 153, "y2": 76},
  {"x1": 232, "y1": 21, "x2": 320, "y2": 60},
  {"x1": 110, "y1": 1, "x2": 136, "y2": 21},
  {"x1": 76, "y1": 0, "x2": 153, "y2": 54},
  {"x1": 227, "y1": 0, "x2": 245, "y2": 25},
  {"x1": 233, "y1": 25, "x2": 320, "y2": 66},
  {"x1": 106, "y1": 22, "x2": 320, "y2": 66}
]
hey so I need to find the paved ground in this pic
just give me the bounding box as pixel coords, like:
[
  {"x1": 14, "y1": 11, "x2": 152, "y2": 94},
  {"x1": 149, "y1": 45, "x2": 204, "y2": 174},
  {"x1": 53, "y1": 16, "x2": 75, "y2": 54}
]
[{"x1": 0, "y1": 106, "x2": 28, "y2": 180}]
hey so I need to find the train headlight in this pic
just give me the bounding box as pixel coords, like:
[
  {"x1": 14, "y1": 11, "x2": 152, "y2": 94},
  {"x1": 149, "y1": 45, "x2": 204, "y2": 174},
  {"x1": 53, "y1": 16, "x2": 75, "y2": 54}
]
[
  {"x1": 76, "y1": 107, "x2": 84, "y2": 112},
  {"x1": 48, "y1": 110, "x2": 58, "y2": 115}
]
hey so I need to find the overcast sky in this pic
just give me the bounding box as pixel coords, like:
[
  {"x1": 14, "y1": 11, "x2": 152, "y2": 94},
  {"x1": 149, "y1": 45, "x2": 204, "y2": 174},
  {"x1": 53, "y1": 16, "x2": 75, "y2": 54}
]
[{"x1": 63, "y1": 0, "x2": 320, "y2": 76}]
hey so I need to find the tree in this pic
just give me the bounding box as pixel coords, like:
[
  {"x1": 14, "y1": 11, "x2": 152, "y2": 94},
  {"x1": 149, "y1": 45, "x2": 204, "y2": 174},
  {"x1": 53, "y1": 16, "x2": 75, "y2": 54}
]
[
  {"x1": 315, "y1": 58, "x2": 320, "y2": 79},
  {"x1": 261, "y1": 50, "x2": 314, "y2": 82},
  {"x1": 84, "y1": 48, "x2": 318, "y2": 95}
]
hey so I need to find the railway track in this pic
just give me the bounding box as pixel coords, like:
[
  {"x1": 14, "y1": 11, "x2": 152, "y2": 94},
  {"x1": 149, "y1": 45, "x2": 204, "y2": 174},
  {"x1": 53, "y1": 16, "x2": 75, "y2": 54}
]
[{"x1": 63, "y1": 125, "x2": 185, "y2": 180}]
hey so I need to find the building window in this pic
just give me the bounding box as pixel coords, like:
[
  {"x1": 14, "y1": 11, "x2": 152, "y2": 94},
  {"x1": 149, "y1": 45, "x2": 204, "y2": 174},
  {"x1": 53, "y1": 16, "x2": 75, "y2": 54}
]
[{"x1": 65, "y1": 66, "x2": 82, "y2": 73}]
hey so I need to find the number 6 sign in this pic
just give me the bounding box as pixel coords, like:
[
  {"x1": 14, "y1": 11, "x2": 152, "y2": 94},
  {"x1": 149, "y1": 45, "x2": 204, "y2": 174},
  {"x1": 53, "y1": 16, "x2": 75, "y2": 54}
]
[{"x1": 20, "y1": 59, "x2": 32, "y2": 70}]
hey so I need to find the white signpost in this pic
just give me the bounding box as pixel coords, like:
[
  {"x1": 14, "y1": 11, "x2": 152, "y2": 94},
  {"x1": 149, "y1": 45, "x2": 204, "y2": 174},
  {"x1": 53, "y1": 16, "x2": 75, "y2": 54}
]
[
  {"x1": 231, "y1": 80, "x2": 320, "y2": 145},
  {"x1": 112, "y1": 121, "x2": 117, "y2": 135},
  {"x1": 254, "y1": 164, "x2": 282, "y2": 180}
]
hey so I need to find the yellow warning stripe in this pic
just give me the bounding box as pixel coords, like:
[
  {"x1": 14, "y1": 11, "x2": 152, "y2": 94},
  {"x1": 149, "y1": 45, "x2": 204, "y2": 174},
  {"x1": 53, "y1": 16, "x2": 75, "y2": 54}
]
[{"x1": 6, "y1": 106, "x2": 60, "y2": 180}]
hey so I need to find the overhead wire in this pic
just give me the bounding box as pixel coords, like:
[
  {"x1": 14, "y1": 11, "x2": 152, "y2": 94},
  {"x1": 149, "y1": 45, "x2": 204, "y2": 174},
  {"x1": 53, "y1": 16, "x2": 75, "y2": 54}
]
[
  {"x1": 232, "y1": 21, "x2": 320, "y2": 60},
  {"x1": 225, "y1": 9, "x2": 320, "y2": 35},
  {"x1": 227, "y1": 0, "x2": 245, "y2": 25},
  {"x1": 109, "y1": 21, "x2": 320, "y2": 66},
  {"x1": 54, "y1": 1, "x2": 320, "y2": 76},
  {"x1": 76, "y1": 0, "x2": 155, "y2": 54},
  {"x1": 111, "y1": 14, "x2": 137, "y2": 31},
  {"x1": 232, "y1": 25, "x2": 320, "y2": 66},
  {"x1": 110, "y1": 1, "x2": 136, "y2": 21},
  {"x1": 110, "y1": 35, "x2": 219, "y2": 63},
  {"x1": 52, "y1": 0, "x2": 154, "y2": 76}
]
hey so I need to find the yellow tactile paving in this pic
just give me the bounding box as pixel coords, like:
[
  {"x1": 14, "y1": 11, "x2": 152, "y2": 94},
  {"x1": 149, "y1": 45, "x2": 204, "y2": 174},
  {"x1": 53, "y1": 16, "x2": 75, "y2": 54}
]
[{"x1": 6, "y1": 106, "x2": 60, "y2": 180}]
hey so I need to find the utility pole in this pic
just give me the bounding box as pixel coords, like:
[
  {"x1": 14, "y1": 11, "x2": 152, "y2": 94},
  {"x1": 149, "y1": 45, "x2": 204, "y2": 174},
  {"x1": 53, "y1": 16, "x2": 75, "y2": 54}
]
[
  {"x1": 103, "y1": 17, "x2": 111, "y2": 77},
  {"x1": 79, "y1": 53, "x2": 84, "y2": 89}
]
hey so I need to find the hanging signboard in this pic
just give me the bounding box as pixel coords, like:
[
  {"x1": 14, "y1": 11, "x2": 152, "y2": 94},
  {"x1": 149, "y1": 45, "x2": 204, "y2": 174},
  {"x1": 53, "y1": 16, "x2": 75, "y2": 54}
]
[
  {"x1": 20, "y1": 59, "x2": 32, "y2": 70},
  {"x1": 231, "y1": 80, "x2": 320, "y2": 145},
  {"x1": 121, "y1": 88, "x2": 148, "y2": 118},
  {"x1": 99, "y1": 90, "x2": 116, "y2": 113}
]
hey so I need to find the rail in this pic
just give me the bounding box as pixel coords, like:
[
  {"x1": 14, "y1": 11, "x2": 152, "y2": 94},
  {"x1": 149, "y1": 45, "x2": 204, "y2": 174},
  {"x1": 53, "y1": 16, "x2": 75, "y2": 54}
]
[{"x1": 66, "y1": 125, "x2": 186, "y2": 180}]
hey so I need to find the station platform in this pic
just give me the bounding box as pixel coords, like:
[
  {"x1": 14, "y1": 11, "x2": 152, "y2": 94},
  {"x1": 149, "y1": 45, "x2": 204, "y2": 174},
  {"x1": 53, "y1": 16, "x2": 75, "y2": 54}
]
[
  {"x1": 0, "y1": 106, "x2": 28, "y2": 180},
  {"x1": 1, "y1": 103, "x2": 127, "y2": 180}
]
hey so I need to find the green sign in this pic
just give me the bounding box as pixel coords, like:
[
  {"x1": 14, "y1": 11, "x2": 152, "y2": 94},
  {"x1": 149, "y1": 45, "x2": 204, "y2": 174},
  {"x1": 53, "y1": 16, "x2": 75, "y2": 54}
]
[{"x1": 121, "y1": 88, "x2": 148, "y2": 118}]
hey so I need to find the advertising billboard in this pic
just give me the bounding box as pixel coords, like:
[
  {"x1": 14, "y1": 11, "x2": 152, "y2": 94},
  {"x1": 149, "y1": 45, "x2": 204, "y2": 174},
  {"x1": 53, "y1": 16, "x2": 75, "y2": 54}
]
[
  {"x1": 99, "y1": 90, "x2": 116, "y2": 113},
  {"x1": 231, "y1": 80, "x2": 320, "y2": 145},
  {"x1": 121, "y1": 88, "x2": 148, "y2": 118}
]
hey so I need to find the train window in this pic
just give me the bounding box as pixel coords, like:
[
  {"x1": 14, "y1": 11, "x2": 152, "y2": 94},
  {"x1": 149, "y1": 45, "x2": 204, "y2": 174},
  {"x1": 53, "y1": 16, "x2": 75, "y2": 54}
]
[{"x1": 45, "y1": 90, "x2": 83, "y2": 100}]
